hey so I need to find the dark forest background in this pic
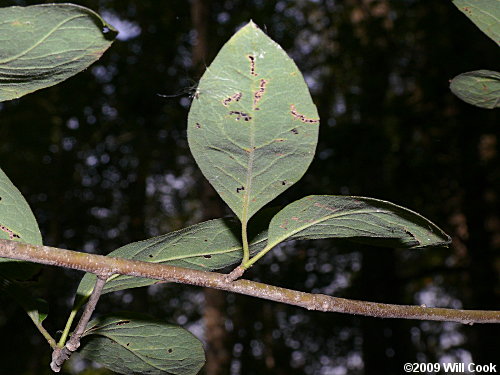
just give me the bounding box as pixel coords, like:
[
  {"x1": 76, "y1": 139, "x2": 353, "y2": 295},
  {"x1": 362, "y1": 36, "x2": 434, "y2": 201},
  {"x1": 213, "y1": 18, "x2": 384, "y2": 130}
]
[{"x1": 1, "y1": 0, "x2": 499, "y2": 374}]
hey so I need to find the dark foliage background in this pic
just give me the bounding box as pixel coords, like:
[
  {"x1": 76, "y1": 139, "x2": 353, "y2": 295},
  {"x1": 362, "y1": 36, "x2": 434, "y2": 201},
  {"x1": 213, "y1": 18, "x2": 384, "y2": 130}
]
[{"x1": 0, "y1": 1, "x2": 498, "y2": 374}]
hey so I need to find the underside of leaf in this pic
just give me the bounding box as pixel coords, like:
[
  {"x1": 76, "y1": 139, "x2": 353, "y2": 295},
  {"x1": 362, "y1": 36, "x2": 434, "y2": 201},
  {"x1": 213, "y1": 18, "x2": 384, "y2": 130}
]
[
  {"x1": 0, "y1": 4, "x2": 117, "y2": 101},
  {"x1": 80, "y1": 313, "x2": 205, "y2": 375},
  {"x1": 75, "y1": 214, "x2": 272, "y2": 298},
  {"x1": 188, "y1": 21, "x2": 319, "y2": 223},
  {"x1": 266, "y1": 195, "x2": 451, "y2": 251},
  {"x1": 450, "y1": 70, "x2": 500, "y2": 109}
]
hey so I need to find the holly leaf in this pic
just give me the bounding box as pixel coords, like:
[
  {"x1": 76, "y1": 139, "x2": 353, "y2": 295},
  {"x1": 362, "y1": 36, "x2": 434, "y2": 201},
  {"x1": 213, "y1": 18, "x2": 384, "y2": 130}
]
[
  {"x1": 452, "y1": 0, "x2": 500, "y2": 46},
  {"x1": 266, "y1": 195, "x2": 451, "y2": 251},
  {"x1": 0, "y1": 167, "x2": 42, "y2": 279},
  {"x1": 79, "y1": 313, "x2": 205, "y2": 375},
  {"x1": 188, "y1": 21, "x2": 319, "y2": 225},
  {"x1": 0, "y1": 168, "x2": 47, "y2": 331},
  {"x1": 450, "y1": 70, "x2": 500, "y2": 109},
  {"x1": 0, "y1": 3, "x2": 117, "y2": 102},
  {"x1": 75, "y1": 212, "x2": 274, "y2": 299}
]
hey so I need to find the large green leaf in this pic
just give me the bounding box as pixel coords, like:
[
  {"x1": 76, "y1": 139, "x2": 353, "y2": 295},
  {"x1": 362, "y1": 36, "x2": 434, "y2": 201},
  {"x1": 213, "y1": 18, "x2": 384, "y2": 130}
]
[
  {"x1": 79, "y1": 313, "x2": 205, "y2": 375},
  {"x1": 450, "y1": 70, "x2": 500, "y2": 109},
  {"x1": 0, "y1": 167, "x2": 42, "y2": 279},
  {"x1": 188, "y1": 21, "x2": 319, "y2": 224},
  {"x1": 76, "y1": 216, "x2": 269, "y2": 298},
  {"x1": 266, "y1": 195, "x2": 451, "y2": 252},
  {"x1": 0, "y1": 168, "x2": 45, "y2": 330},
  {"x1": 452, "y1": 0, "x2": 500, "y2": 46},
  {"x1": 0, "y1": 3, "x2": 117, "y2": 102}
]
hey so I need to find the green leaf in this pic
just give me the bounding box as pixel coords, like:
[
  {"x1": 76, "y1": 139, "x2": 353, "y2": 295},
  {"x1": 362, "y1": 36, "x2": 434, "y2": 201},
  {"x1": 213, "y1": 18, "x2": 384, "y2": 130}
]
[
  {"x1": 450, "y1": 70, "x2": 500, "y2": 109},
  {"x1": 266, "y1": 195, "x2": 451, "y2": 251},
  {"x1": 76, "y1": 216, "x2": 269, "y2": 299},
  {"x1": 79, "y1": 313, "x2": 205, "y2": 375},
  {"x1": 0, "y1": 167, "x2": 42, "y2": 279},
  {"x1": 0, "y1": 167, "x2": 46, "y2": 330},
  {"x1": 452, "y1": 0, "x2": 500, "y2": 46},
  {"x1": 0, "y1": 277, "x2": 48, "y2": 324},
  {"x1": 27, "y1": 297, "x2": 49, "y2": 324},
  {"x1": 0, "y1": 3, "x2": 117, "y2": 102},
  {"x1": 187, "y1": 21, "x2": 319, "y2": 224}
]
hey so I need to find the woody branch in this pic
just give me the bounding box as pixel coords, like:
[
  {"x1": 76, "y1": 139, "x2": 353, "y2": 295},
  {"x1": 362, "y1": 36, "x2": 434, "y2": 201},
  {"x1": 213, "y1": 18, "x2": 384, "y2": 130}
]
[{"x1": 0, "y1": 238, "x2": 499, "y2": 324}]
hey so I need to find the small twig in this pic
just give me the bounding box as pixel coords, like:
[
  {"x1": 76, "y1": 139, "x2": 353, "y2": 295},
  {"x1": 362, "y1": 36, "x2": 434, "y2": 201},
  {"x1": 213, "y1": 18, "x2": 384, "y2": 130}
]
[
  {"x1": 50, "y1": 275, "x2": 108, "y2": 372},
  {"x1": 0, "y1": 238, "x2": 499, "y2": 324}
]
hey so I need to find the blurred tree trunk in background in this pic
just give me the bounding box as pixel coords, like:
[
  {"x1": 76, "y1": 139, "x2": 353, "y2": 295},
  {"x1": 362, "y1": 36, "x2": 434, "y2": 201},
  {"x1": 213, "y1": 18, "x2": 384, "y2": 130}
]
[
  {"x1": 191, "y1": 1, "x2": 233, "y2": 374},
  {"x1": 461, "y1": 110, "x2": 500, "y2": 363}
]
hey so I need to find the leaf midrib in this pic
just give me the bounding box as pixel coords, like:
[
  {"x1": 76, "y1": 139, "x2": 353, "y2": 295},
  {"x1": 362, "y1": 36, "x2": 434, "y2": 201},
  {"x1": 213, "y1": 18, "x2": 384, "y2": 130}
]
[
  {"x1": 267, "y1": 208, "x2": 405, "y2": 250},
  {"x1": 241, "y1": 74, "x2": 259, "y2": 222},
  {"x1": 0, "y1": 14, "x2": 86, "y2": 65},
  {"x1": 86, "y1": 332, "x2": 168, "y2": 371},
  {"x1": 104, "y1": 235, "x2": 268, "y2": 285}
]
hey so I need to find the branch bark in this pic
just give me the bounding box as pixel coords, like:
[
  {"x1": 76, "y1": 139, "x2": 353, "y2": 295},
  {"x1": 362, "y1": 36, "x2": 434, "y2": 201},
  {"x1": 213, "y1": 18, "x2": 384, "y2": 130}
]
[
  {"x1": 1, "y1": 238, "x2": 499, "y2": 324},
  {"x1": 50, "y1": 275, "x2": 108, "y2": 372}
]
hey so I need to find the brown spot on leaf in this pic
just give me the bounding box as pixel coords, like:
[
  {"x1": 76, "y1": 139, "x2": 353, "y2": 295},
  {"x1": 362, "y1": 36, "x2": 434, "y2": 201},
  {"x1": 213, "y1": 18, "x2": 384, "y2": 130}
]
[
  {"x1": 0, "y1": 224, "x2": 20, "y2": 240},
  {"x1": 116, "y1": 320, "x2": 131, "y2": 326},
  {"x1": 279, "y1": 219, "x2": 289, "y2": 230},
  {"x1": 290, "y1": 104, "x2": 319, "y2": 124},
  {"x1": 222, "y1": 92, "x2": 242, "y2": 106},
  {"x1": 253, "y1": 79, "x2": 268, "y2": 108},
  {"x1": 229, "y1": 111, "x2": 252, "y2": 121},
  {"x1": 313, "y1": 202, "x2": 339, "y2": 212},
  {"x1": 248, "y1": 55, "x2": 257, "y2": 76}
]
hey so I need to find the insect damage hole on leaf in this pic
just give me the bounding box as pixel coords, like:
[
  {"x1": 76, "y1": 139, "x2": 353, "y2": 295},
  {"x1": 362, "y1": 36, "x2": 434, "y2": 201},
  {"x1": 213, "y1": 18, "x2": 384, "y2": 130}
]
[
  {"x1": 0, "y1": 224, "x2": 21, "y2": 239},
  {"x1": 187, "y1": 21, "x2": 320, "y2": 271},
  {"x1": 290, "y1": 104, "x2": 320, "y2": 124},
  {"x1": 253, "y1": 79, "x2": 268, "y2": 109},
  {"x1": 229, "y1": 111, "x2": 252, "y2": 121},
  {"x1": 223, "y1": 92, "x2": 242, "y2": 106},
  {"x1": 248, "y1": 55, "x2": 258, "y2": 76}
]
